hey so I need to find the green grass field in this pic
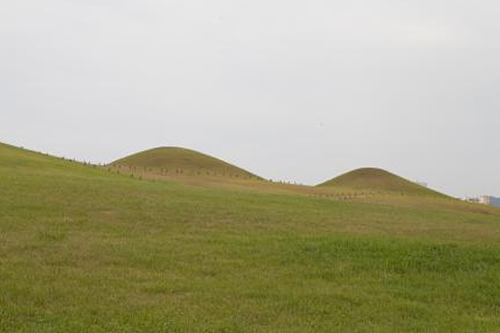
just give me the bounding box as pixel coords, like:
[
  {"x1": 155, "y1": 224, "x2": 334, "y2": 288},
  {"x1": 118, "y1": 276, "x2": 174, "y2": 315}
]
[{"x1": 1, "y1": 142, "x2": 500, "y2": 332}]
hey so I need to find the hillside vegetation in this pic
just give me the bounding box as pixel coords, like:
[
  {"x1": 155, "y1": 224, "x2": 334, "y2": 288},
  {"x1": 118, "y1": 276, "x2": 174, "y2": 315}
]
[
  {"x1": 319, "y1": 167, "x2": 441, "y2": 196},
  {"x1": 111, "y1": 147, "x2": 260, "y2": 180},
  {"x1": 1, "y1": 142, "x2": 500, "y2": 333}
]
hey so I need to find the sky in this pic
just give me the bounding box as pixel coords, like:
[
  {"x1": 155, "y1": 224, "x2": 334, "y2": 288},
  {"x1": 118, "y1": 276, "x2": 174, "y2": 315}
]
[{"x1": 1, "y1": 0, "x2": 499, "y2": 198}]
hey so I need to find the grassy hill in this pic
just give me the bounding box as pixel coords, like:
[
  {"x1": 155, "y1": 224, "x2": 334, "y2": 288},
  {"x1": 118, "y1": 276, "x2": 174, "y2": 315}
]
[
  {"x1": 1, "y1": 142, "x2": 500, "y2": 332},
  {"x1": 111, "y1": 147, "x2": 260, "y2": 180},
  {"x1": 319, "y1": 167, "x2": 442, "y2": 196}
]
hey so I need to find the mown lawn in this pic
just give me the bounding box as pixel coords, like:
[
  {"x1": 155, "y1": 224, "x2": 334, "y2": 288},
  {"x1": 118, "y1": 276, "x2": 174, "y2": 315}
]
[{"x1": 1, "y1": 143, "x2": 500, "y2": 332}]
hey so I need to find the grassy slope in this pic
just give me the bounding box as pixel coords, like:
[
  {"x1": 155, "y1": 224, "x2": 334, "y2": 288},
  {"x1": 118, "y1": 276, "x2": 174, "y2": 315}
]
[
  {"x1": 319, "y1": 167, "x2": 443, "y2": 196},
  {"x1": 111, "y1": 147, "x2": 260, "y2": 179},
  {"x1": 1, "y1": 143, "x2": 500, "y2": 332}
]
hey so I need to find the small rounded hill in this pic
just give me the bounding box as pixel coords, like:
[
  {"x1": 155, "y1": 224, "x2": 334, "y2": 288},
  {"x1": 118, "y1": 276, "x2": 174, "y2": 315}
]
[
  {"x1": 318, "y1": 167, "x2": 442, "y2": 196},
  {"x1": 111, "y1": 147, "x2": 259, "y2": 179}
]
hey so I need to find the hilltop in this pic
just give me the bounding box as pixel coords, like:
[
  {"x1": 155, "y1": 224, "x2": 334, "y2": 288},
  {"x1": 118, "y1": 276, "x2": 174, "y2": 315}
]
[
  {"x1": 319, "y1": 167, "x2": 443, "y2": 196},
  {"x1": 111, "y1": 146, "x2": 260, "y2": 179}
]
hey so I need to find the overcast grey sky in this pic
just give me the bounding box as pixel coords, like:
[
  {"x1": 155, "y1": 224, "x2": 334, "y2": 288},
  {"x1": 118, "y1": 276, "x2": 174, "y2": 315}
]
[{"x1": 1, "y1": 0, "x2": 499, "y2": 197}]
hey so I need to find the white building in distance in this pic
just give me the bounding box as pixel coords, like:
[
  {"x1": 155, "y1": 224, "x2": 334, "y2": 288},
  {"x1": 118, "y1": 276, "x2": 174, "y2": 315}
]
[
  {"x1": 466, "y1": 196, "x2": 500, "y2": 208},
  {"x1": 481, "y1": 196, "x2": 500, "y2": 208}
]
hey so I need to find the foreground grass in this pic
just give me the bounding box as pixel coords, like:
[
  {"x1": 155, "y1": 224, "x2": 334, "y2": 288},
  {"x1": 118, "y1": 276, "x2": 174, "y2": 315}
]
[{"x1": 1, "y1": 143, "x2": 500, "y2": 332}]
